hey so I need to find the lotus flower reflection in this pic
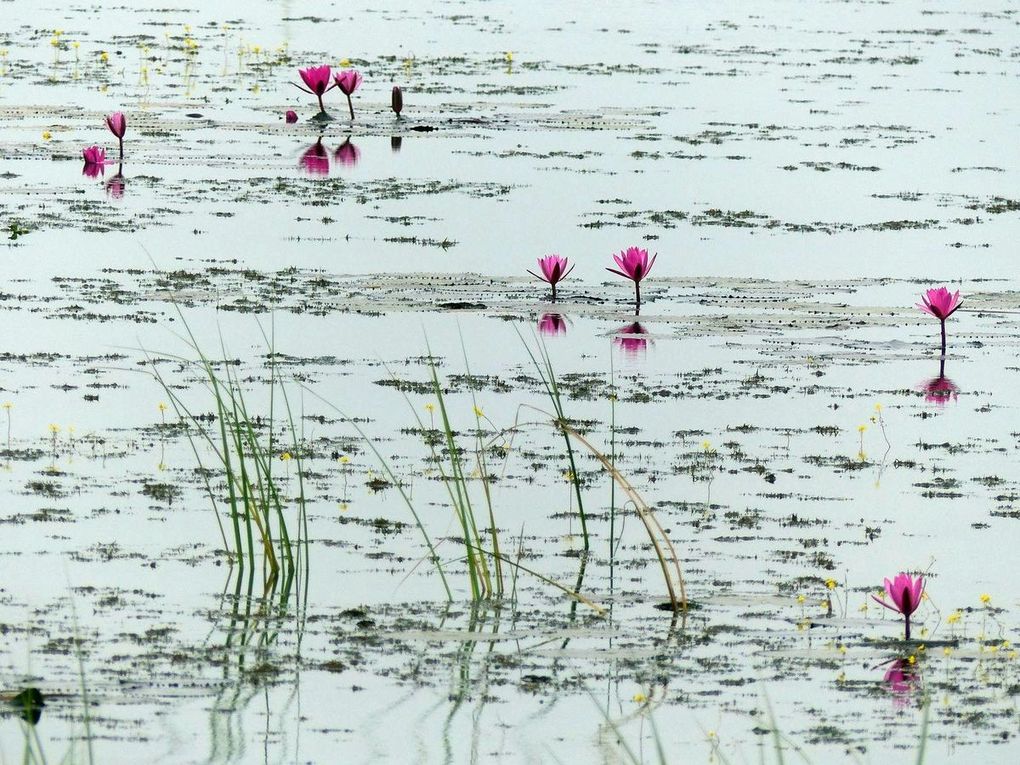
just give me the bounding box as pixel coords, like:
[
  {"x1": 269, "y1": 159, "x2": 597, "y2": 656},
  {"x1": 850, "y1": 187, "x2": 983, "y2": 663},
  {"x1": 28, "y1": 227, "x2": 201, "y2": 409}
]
[
  {"x1": 872, "y1": 572, "x2": 924, "y2": 640},
  {"x1": 613, "y1": 322, "x2": 650, "y2": 356},
  {"x1": 300, "y1": 139, "x2": 330, "y2": 176},
  {"x1": 882, "y1": 658, "x2": 920, "y2": 708},
  {"x1": 81, "y1": 145, "x2": 107, "y2": 176},
  {"x1": 537, "y1": 313, "x2": 567, "y2": 336},
  {"x1": 334, "y1": 138, "x2": 360, "y2": 168},
  {"x1": 527, "y1": 254, "x2": 574, "y2": 302},
  {"x1": 917, "y1": 286, "x2": 962, "y2": 356}
]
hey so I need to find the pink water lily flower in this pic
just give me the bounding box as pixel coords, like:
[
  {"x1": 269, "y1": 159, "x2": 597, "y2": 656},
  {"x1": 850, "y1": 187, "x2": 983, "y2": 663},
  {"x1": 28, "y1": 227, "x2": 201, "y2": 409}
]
[
  {"x1": 295, "y1": 66, "x2": 334, "y2": 114},
  {"x1": 917, "y1": 286, "x2": 962, "y2": 356},
  {"x1": 527, "y1": 254, "x2": 574, "y2": 301},
  {"x1": 872, "y1": 572, "x2": 924, "y2": 640},
  {"x1": 106, "y1": 111, "x2": 126, "y2": 160},
  {"x1": 81, "y1": 145, "x2": 107, "y2": 165},
  {"x1": 333, "y1": 69, "x2": 363, "y2": 120},
  {"x1": 607, "y1": 246, "x2": 657, "y2": 312}
]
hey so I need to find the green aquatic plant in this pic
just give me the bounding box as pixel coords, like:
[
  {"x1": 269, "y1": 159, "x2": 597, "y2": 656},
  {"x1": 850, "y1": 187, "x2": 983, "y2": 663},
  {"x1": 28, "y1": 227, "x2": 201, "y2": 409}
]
[{"x1": 146, "y1": 317, "x2": 307, "y2": 590}]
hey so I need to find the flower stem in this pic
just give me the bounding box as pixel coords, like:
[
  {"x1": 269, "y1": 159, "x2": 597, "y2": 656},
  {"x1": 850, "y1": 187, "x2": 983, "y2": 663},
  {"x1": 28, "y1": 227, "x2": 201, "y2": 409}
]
[
  {"x1": 317, "y1": 93, "x2": 325, "y2": 113},
  {"x1": 940, "y1": 319, "x2": 947, "y2": 358},
  {"x1": 551, "y1": 283, "x2": 557, "y2": 302},
  {"x1": 635, "y1": 282, "x2": 641, "y2": 315},
  {"x1": 346, "y1": 94, "x2": 354, "y2": 120},
  {"x1": 905, "y1": 613, "x2": 911, "y2": 641},
  {"x1": 118, "y1": 137, "x2": 123, "y2": 162}
]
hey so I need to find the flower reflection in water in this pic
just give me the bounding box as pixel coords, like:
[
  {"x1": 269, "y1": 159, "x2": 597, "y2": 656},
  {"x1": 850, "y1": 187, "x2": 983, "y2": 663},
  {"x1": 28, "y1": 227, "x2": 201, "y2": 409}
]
[
  {"x1": 82, "y1": 161, "x2": 106, "y2": 179},
  {"x1": 881, "y1": 657, "x2": 921, "y2": 708},
  {"x1": 537, "y1": 313, "x2": 567, "y2": 337},
  {"x1": 334, "y1": 137, "x2": 360, "y2": 168},
  {"x1": 105, "y1": 165, "x2": 125, "y2": 198},
  {"x1": 613, "y1": 322, "x2": 650, "y2": 356},
  {"x1": 919, "y1": 359, "x2": 960, "y2": 406},
  {"x1": 300, "y1": 138, "x2": 330, "y2": 176}
]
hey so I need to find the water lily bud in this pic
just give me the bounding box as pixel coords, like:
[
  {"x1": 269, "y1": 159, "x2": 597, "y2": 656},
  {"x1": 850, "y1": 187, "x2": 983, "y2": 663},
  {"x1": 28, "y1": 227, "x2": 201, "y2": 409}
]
[
  {"x1": 391, "y1": 85, "x2": 403, "y2": 116},
  {"x1": 285, "y1": 109, "x2": 298, "y2": 123}
]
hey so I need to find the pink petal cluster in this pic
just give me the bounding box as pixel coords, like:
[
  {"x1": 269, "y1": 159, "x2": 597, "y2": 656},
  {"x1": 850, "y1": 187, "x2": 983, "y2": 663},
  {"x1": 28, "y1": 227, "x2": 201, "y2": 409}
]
[
  {"x1": 298, "y1": 66, "x2": 332, "y2": 96},
  {"x1": 82, "y1": 145, "x2": 107, "y2": 165},
  {"x1": 106, "y1": 112, "x2": 126, "y2": 139},
  {"x1": 333, "y1": 69, "x2": 362, "y2": 95},
  {"x1": 527, "y1": 254, "x2": 574, "y2": 301},
  {"x1": 916, "y1": 287, "x2": 962, "y2": 321},
  {"x1": 529, "y1": 255, "x2": 573, "y2": 286},
  {"x1": 285, "y1": 110, "x2": 298, "y2": 123},
  {"x1": 873, "y1": 572, "x2": 924, "y2": 617},
  {"x1": 607, "y1": 246, "x2": 656, "y2": 283}
]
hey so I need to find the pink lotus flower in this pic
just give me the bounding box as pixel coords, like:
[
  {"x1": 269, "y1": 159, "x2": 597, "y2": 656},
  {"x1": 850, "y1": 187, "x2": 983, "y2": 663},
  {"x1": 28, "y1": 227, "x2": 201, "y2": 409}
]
[
  {"x1": 527, "y1": 254, "x2": 574, "y2": 301},
  {"x1": 391, "y1": 85, "x2": 403, "y2": 116},
  {"x1": 295, "y1": 65, "x2": 333, "y2": 114},
  {"x1": 872, "y1": 572, "x2": 924, "y2": 640},
  {"x1": 607, "y1": 246, "x2": 657, "y2": 312},
  {"x1": 300, "y1": 139, "x2": 330, "y2": 176},
  {"x1": 285, "y1": 110, "x2": 298, "y2": 124},
  {"x1": 917, "y1": 286, "x2": 962, "y2": 356},
  {"x1": 334, "y1": 138, "x2": 360, "y2": 168},
  {"x1": 82, "y1": 145, "x2": 106, "y2": 165},
  {"x1": 106, "y1": 111, "x2": 126, "y2": 160},
  {"x1": 538, "y1": 313, "x2": 567, "y2": 336},
  {"x1": 613, "y1": 322, "x2": 649, "y2": 356},
  {"x1": 333, "y1": 69, "x2": 363, "y2": 120}
]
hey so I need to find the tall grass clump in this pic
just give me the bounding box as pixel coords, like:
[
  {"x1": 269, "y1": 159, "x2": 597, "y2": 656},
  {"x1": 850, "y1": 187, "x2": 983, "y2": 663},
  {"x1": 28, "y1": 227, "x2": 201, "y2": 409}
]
[
  {"x1": 146, "y1": 317, "x2": 307, "y2": 591},
  {"x1": 517, "y1": 328, "x2": 688, "y2": 611}
]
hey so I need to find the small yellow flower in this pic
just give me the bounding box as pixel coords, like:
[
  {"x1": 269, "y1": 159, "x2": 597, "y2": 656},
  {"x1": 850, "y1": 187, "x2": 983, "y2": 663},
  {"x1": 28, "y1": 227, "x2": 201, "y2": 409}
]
[
  {"x1": 838, "y1": 644, "x2": 847, "y2": 655},
  {"x1": 100, "y1": 51, "x2": 109, "y2": 63},
  {"x1": 1009, "y1": 651, "x2": 1018, "y2": 660},
  {"x1": 980, "y1": 594, "x2": 992, "y2": 605},
  {"x1": 42, "y1": 131, "x2": 52, "y2": 141},
  {"x1": 632, "y1": 692, "x2": 646, "y2": 703},
  {"x1": 1002, "y1": 640, "x2": 1011, "y2": 650},
  {"x1": 158, "y1": 402, "x2": 168, "y2": 412},
  {"x1": 473, "y1": 405, "x2": 484, "y2": 417},
  {"x1": 796, "y1": 594, "x2": 806, "y2": 604},
  {"x1": 825, "y1": 578, "x2": 837, "y2": 590},
  {"x1": 425, "y1": 402, "x2": 435, "y2": 413},
  {"x1": 48, "y1": 423, "x2": 60, "y2": 434},
  {"x1": 505, "y1": 51, "x2": 514, "y2": 62},
  {"x1": 50, "y1": 37, "x2": 60, "y2": 48},
  {"x1": 857, "y1": 424, "x2": 867, "y2": 433},
  {"x1": 2, "y1": 402, "x2": 12, "y2": 410},
  {"x1": 701, "y1": 440, "x2": 712, "y2": 451},
  {"x1": 917, "y1": 644, "x2": 926, "y2": 653},
  {"x1": 339, "y1": 455, "x2": 350, "y2": 464},
  {"x1": 835, "y1": 671, "x2": 846, "y2": 683},
  {"x1": 280, "y1": 452, "x2": 292, "y2": 461},
  {"x1": 947, "y1": 611, "x2": 962, "y2": 624},
  {"x1": 339, "y1": 57, "x2": 351, "y2": 67},
  {"x1": 874, "y1": 403, "x2": 882, "y2": 412},
  {"x1": 907, "y1": 655, "x2": 916, "y2": 665},
  {"x1": 72, "y1": 41, "x2": 80, "y2": 50},
  {"x1": 943, "y1": 647, "x2": 952, "y2": 656}
]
